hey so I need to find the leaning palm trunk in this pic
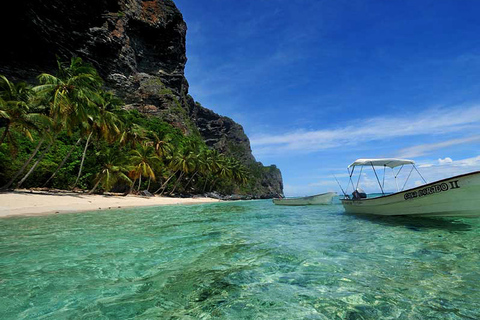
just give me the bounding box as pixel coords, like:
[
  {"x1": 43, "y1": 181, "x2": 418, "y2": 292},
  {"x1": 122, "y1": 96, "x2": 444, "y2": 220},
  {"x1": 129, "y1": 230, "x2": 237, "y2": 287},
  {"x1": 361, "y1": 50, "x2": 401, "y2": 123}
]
[
  {"x1": 43, "y1": 137, "x2": 82, "y2": 187},
  {"x1": 147, "y1": 177, "x2": 151, "y2": 192},
  {"x1": 2, "y1": 136, "x2": 45, "y2": 190},
  {"x1": 169, "y1": 171, "x2": 184, "y2": 195},
  {"x1": 137, "y1": 175, "x2": 142, "y2": 192},
  {"x1": 209, "y1": 177, "x2": 220, "y2": 192},
  {"x1": 130, "y1": 178, "x2": 137, "y2": 194},
  {"x1": 202, "y1": 176, "x2": 209, "y2": 193},
  {"x1": 73, "y1": 131, "x2": 93, "y2": 188},
  {"x1": 184, "y1": 171, "x2": 198, "y2": 191},
  {"x1": 16, "y1": 138, "x2": 55, "y2": 188},
  {"x1": 88, "y1": 174, "x2": 104, "y2": 195},
  {"x1": 155, "y1": 170, "x2": 179, "y2": 194}
]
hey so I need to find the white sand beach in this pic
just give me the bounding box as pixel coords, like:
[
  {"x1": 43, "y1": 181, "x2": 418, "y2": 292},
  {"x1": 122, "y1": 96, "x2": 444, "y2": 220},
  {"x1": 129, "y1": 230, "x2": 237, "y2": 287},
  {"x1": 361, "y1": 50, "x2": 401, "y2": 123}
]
[{"x1": 0, "y1": 190, "x2": 221, "y2": 218}]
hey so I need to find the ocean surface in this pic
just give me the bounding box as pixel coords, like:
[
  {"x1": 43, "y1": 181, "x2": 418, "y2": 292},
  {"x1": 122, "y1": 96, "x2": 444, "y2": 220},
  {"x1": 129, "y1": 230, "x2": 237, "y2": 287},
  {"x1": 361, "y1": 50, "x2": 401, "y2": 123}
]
[{"x1": 1, "y1": 199, "x2": 479, "y2": 319}]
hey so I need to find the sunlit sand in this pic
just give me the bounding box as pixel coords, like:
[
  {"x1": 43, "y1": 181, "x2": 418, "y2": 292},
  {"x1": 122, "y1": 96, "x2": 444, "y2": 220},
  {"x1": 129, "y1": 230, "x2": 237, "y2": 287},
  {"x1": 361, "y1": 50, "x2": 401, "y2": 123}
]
[{"x1": 0, "y1": 190, "x2": 221, "y2": 218}]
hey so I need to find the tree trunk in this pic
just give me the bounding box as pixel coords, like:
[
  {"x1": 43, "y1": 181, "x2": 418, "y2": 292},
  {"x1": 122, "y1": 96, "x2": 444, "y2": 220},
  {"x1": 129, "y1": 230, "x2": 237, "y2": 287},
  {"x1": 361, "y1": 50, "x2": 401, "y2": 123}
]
[
  {"x1": 155, "y1": 170, "x2": 178, "y2": 194},
  {"x1": 184, "y1": 171, "x2": 198, "y2": 191},
  {"x1": 88, "y1": 174, "x2": 104, "y2": 195},
  {"x1": 137, "y1": 174, "x2": 142, "y2": 192},
  {"x1": 16, "y1": 139, "x2": 55, "y2": 188},
  {"x1": 130, "y1": 178, "x2": 137, "y2": 194},
  {"x1": 209, "y1": 177, "x2": 219, "y2": 192},
  {"x1": 43, "y1": 137, "x2": 82, "y2": 187},
  {"x1": 73, "y1": 131, "x2": 93, "y2": 188},
  {"x1": 2, "y1": 136, "x2": 45, "y2": 190},
  {"x1": 147, "y1": 177, "x2": 151, "y2": 191},
  {"x1": 202, "y1": 176, "x2": 209, "y2": 193},
  {"x1": 0, "y1": 124, "x2": 10, "y2": 145},
  {"x1": 169, "y1": 171, "x2": 184, "y2": 196}
]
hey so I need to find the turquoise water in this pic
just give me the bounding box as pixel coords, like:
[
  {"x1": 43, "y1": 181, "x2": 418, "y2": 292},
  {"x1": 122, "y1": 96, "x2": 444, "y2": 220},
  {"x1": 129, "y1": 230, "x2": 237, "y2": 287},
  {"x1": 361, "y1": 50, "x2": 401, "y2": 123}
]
[{"x1": 1, "y1": 200, "x2": 480, "y2": 319}]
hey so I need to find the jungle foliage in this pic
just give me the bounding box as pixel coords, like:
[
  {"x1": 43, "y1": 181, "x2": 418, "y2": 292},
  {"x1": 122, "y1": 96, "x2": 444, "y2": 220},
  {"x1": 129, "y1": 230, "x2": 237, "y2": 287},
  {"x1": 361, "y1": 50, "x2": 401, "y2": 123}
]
[{"x1": 0, "y1": 58, "x2": 251, "y2": 196}]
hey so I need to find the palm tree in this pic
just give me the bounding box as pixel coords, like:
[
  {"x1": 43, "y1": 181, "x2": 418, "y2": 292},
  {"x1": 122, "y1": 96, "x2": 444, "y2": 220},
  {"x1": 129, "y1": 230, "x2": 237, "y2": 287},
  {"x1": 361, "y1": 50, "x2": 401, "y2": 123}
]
[
  {"x1": 34, "y1": 57, "x2": 102, "y2": 128},
  {"x1": 0, "y1": 76, "x2": 48, "y2": 154},
  {"x1": 73, "y1": 91, "x2": 122, "y2": 188},
  {"x1": 233, "y1": 164, "x2": 249, "y2": 186},
  {"x1": 224, "y1": 158, "x2": 246, "y2": 185},
  {"x1": 168, "y1": 147, "x2": 196, "y2": 195},
  {"x1": 119, "y1": 123, "x2": 146, "y2": 149},
  {"x1": 15, "y1": 57, "x2": 103, "y2": 188},
  {"x1": 202, "y1": 149, "x2": 222, "y2": 193},
  {"x1": 154, "y1": 166, "x2": 178, "y2": 195},
  {"x1": 129, "y1": 143, "x2": 160, "y2": 192},
  {"x1": 209, "y1": 156, "x2": 232, "y2": 192},
  {"x1": 89, "y1": 148, "x2": 132, "y2": 194},
  {"x1": 0, "y1": 113, "x2": 51, "y2": 191},
  {"x1": 1, "y1": 133, "x2": 48, "y2": 190},
  {"x1": 42, "y1": 135, "x2": 83, "y2": 187},
  {"x1": 151, "y1": 132, "x2": 173, "y2": 159},
  {"x1": 184, "y1": 148, "x2": 207, "y2": 192},
  {"x1": 0, "y1": 76, "x2": 32, "y2": 145}
]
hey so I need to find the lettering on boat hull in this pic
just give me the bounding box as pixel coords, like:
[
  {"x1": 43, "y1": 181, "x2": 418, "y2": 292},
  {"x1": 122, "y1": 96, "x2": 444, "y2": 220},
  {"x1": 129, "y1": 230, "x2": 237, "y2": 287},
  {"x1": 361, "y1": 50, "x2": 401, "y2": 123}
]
[{"x1": 404, "y1": 180, "x2": 459, "y2": 200}]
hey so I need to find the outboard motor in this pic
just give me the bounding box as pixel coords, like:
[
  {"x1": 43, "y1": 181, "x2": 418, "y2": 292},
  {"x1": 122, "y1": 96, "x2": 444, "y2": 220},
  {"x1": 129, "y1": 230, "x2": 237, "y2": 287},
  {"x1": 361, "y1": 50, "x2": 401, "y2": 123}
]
[{"x1": 352, "y1": 188, "x2": 367, "y2": 200}]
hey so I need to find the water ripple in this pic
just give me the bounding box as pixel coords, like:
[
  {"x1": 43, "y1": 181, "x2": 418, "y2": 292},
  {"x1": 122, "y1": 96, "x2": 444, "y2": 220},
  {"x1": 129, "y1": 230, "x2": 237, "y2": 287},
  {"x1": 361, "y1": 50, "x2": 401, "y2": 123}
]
[{"x1": 1, "y1": 201, "x2": 479, "y2": 319}]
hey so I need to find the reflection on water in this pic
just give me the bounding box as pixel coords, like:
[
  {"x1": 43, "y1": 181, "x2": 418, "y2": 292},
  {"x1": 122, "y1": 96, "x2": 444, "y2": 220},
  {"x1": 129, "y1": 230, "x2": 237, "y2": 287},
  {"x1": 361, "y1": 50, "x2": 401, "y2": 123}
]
[{"x1": 0, "y1": 201, "x2": 479, "y2": 319}]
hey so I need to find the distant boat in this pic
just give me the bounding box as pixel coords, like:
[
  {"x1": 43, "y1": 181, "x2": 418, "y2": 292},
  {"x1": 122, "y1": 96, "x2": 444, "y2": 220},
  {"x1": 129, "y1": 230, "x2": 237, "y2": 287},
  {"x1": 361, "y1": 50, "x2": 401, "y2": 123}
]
[
  {"x1": 340, "y1": 158, "x2": 480, "y2": 217},
  {"x1": 273, "y1": 192, "x2": 336, "y2": 206}
]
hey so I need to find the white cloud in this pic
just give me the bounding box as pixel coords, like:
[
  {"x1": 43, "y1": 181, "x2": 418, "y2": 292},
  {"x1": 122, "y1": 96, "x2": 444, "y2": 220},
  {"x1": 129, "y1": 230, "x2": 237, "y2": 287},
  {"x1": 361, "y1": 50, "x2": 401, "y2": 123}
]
[
  {"x1": 396, "y1": 135, "x2": 480, "y2": 158},
  {"x1": 251, "y1": 105, "x2": 480, "y2": 157},
  {"x1": 419, "y1": 155, "x2": 480, "y2": 169},
  {"x1": 447, "y1": 155, "x2": 480, "y2": 167},
  {"x1": 438, "y1": 157, "x2": 453, "y2": 165}
]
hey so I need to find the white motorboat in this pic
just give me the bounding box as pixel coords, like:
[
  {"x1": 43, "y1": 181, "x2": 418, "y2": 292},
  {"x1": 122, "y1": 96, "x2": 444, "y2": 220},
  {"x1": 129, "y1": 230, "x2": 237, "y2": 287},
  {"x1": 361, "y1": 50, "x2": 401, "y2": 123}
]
[
  {"x1": 340, "y1": 158, "x2": 480, "y2": 217},
  {"x1": 273, "y1": 192, "x2": 336, "y2": 206}
]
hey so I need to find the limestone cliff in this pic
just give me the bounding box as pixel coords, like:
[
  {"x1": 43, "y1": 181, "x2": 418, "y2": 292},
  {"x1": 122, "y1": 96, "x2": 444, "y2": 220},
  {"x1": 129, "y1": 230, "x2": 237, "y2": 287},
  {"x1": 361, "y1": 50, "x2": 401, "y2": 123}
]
[{"x1": 0, "y1": 0, "x2": 283, "y2": 198}]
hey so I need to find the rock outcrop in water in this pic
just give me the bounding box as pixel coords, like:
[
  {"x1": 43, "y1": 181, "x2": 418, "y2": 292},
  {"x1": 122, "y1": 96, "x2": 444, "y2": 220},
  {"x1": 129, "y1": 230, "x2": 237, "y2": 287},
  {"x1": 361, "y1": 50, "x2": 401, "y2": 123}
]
[{"x1": 0, "y1": 0, "x2": 283, "y2": 198}]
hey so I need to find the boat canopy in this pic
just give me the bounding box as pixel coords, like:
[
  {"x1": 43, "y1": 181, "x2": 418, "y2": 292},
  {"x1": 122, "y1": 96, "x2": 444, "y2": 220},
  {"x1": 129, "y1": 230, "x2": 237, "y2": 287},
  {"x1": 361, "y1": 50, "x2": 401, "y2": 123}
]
[{"x1": 348, "y1": 158, "x2": 415, "y2": 169}]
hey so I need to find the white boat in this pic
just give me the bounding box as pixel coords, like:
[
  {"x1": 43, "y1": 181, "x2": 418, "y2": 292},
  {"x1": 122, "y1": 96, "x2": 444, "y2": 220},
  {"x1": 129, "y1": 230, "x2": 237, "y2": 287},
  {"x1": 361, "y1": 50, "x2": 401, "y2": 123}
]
[
  {"x1": 273, "y1": 192, "x2": 336, "y2": 206},
  {"x1": 340, "y1": 158, "x2": 480, "y2": 217}
]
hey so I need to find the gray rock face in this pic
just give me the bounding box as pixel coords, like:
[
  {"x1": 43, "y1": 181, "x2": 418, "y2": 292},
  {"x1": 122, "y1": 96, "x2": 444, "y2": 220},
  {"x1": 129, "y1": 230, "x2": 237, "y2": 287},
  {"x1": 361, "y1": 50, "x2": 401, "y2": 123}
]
[{"x1": 0, "y1": 0, "x2": 283, "y2": 198}]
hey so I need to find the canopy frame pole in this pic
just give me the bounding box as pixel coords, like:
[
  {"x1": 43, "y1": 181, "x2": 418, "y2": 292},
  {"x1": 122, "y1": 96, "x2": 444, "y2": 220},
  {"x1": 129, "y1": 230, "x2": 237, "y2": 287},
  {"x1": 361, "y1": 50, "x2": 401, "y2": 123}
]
[
  {"x1": 413, "y1": 165, "x2": 427, "y2": 184},
  {"x1": 371, "y1": 162, "x2": 385, "y2": 195},
  {"x1": 347, "y1": 166, "x2": 356, "y2": 194},
  {"x1": 393, "y1": 168, "x2": 399, "y2": 192},
  {"x1": 355, "y1": 166, "x2": 363, "y2": 190},
  {"x1": 394, "y1": 165, "x2": 404, "y2": 192},
  {"x1": 402, "y1": 166, "x2": 415, "y2": 191},
  {"x1": 382, "y1": 165, "x2": 386, "y2": 189},
  {"x1": 395, "y1": 165, "x2": 404, "y2": 178}
]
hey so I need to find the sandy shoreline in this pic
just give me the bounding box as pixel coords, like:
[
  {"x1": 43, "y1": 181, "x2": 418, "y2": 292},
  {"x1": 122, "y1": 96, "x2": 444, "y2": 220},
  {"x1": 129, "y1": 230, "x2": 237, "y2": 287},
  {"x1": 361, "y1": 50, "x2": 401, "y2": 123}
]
[{"x1": 0, "y1": 190, "x2": 221, "y2": 218}]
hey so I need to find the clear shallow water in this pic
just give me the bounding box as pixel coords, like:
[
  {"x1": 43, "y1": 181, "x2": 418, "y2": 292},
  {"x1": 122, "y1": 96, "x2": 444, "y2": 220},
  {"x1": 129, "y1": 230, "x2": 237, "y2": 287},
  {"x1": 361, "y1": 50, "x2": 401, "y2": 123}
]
[{"x1": 1, "y1": 200, "x2": 480, "y2": 319}]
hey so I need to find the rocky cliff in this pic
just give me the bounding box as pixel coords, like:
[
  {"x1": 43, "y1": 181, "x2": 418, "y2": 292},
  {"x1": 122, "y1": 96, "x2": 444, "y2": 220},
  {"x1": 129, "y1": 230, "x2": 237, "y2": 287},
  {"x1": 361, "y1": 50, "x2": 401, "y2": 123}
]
[{"x1": 0, "y1": 0, "x2": 283, "y2": 198}]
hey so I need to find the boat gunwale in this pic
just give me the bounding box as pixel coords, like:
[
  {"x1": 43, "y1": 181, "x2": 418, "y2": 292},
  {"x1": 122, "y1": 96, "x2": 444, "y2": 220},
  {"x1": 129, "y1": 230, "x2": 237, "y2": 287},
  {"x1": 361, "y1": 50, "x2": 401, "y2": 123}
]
[
  {"x1": 340, "y1": 170, "x2": 480, "y2": 203},
  {"x1": 276, "y1": 192, "x2": 336, "y2": 201}
]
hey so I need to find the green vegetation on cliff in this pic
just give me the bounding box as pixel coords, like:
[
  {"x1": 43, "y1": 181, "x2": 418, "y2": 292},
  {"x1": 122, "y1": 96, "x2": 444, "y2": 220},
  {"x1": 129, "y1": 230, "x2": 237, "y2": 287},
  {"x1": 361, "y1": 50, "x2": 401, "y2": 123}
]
[{"x1": 0, "y1": 58, "x2": 260, "y2": 196}]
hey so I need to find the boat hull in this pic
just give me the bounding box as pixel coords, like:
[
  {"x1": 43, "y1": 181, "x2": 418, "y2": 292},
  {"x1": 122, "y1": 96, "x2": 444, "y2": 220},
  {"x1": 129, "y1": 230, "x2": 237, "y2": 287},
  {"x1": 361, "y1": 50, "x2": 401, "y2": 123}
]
[
  {"x1": 273, "y1": 192, "x2": 336, "y2": 206},
  {"x1": 341, "y1": 171, "x2": 480, "y2": 217}
]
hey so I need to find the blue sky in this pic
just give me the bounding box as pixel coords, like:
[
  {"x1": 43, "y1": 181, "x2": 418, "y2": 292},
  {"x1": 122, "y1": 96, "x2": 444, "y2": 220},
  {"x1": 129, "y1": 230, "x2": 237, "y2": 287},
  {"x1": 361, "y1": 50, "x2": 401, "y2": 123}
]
[{"x1": 174, "y1": 0, "x2": 480, "y2": 196}]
